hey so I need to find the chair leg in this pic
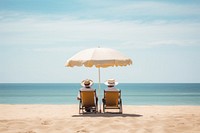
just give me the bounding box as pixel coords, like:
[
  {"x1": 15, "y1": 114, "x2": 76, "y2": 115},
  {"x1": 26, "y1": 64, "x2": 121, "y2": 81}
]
[
  {"x1": 79, "y1": 102, "x2": 81, "y2": 114},
  {"x1": 96, "y1": 102, "x2": 98, "y2": 113},
  {"x1": 119, "y1": 106, "x2": 123, "y2": 114},
  {"x1": 102, "y1": 99, "x2": 105, "y2": 113},
  {"x1": 119, "y1": 100, "x2": 123, "y2": 114},
  {"x1": 103, "y1": 104, "x2": 105, "y2": 113}
]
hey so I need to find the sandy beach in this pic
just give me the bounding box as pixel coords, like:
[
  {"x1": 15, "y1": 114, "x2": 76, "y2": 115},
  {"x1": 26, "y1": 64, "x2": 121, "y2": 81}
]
[{"x1": 0, "y1": 105, "x2": 200, "y2": 133}]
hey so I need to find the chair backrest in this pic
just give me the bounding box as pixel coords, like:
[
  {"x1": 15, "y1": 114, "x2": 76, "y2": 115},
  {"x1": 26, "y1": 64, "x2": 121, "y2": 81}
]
[
  {"x1": 80, "y1": 90, "x2": 96, "y2": 107},
  {"x1": 104, "y1": 90, "x2": 121, "y2": 107}
]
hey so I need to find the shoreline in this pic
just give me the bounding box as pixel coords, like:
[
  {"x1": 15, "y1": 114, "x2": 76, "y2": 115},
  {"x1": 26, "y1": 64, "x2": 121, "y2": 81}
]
[{"x1": 0, "y1": 105, "x2": 200, "y2": 133}]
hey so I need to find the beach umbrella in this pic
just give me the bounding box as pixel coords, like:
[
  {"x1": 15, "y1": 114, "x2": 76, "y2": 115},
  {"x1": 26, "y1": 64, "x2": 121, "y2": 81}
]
[{"x1": 65, "y1": 47, "x2": 133, "y2": 111}]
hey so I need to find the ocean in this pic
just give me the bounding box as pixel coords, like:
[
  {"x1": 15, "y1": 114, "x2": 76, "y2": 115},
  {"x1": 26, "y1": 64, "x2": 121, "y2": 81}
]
[{"x1": 0, "y1": 83, "x2": 200, "y2": 105}]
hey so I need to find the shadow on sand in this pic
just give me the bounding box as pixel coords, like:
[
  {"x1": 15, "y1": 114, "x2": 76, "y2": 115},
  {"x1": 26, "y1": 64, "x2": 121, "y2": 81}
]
[{"x1": 72, "y1": 112, "x2": 143, "y2": 117}]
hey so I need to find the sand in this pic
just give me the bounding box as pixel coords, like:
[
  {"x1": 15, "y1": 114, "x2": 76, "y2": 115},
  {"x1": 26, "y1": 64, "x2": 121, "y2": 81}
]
[{"x1": 0, "y1": 105, "x2": 200, "y2": 133}]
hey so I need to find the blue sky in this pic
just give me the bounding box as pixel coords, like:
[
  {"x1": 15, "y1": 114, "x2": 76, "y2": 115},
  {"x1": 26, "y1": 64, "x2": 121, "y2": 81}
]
[{"x1": 0, "y1": 0, "x2": 200, "y2": 83}]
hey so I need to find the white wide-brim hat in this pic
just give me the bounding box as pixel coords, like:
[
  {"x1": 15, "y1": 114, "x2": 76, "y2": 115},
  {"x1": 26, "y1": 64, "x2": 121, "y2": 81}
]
[
  {"x1": 104, "y1": 79, "x2": 118, "y2": 86},
  {"x1": 81, "y1": 79, "x2": 93, "y2": 87}
]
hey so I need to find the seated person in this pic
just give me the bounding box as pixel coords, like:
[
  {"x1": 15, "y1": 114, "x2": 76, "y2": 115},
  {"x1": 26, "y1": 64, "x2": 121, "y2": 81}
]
[
  {"x1": 77, "y1": 79, "x2": 98, "y2": 112},
  {"x1": 102, "y1": 79, "x2": 122, "y2": 113},
  {"x1": 102, "y1": 78, "x2": 120, "y2": 104}
]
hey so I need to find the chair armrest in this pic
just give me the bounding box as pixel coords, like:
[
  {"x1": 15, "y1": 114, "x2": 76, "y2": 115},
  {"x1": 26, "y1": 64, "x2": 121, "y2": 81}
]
[
  {"x1": 118, "y1": 98, "x2": 122, "y2": 104},
  {"x1": 102, "y1": 98, "x2": 106, "y2": 104},
  {"x1": 77, "y1": 97, "x2": 81, "y2": 100}
]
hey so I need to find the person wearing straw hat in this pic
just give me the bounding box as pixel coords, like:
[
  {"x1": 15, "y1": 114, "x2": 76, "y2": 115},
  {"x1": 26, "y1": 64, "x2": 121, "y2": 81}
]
[
  {"x1": 102, "y1": 79, "x2": 121, "y2": 111},
  {"x1": 77, "y1": 79, "x2": 98, "y2": 112},
  {"x1": 77, "y1": 79, "x2": 95, "y2": 100},
  {"x1": 104, "y1": 79, "x2": 119, "y2": 91}
]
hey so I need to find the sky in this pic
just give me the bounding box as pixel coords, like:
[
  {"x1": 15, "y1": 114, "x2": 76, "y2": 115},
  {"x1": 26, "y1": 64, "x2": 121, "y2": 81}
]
[{"x1": 0, "y1": 0, "x2": 200, "y2": 83}]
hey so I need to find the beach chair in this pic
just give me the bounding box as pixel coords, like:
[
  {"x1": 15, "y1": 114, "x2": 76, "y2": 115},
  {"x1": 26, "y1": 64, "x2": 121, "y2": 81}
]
[
  {"x1": 102, "y1": 90, "x2": 122, "y2": 113},
  {"x1": 79, "y1": 90, "x2": 98, "y2": 114}
]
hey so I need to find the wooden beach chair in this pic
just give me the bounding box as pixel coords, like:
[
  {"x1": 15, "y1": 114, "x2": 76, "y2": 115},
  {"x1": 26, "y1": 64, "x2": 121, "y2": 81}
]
[
  {"x1": 79, "y1": 90, "x2": 98, "y2": 114},
  {"x1": 102, "y1": 90, "x2": 122, "y2": 113}
]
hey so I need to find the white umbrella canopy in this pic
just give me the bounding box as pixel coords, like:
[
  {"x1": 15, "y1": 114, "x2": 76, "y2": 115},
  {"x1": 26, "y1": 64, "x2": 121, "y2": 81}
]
[
  {"x1": 65, "y1": 47, "x2": 133, "y2": 112},
  {"x1": 65, "y1": 47, "x2": 132, "y2": 68}
]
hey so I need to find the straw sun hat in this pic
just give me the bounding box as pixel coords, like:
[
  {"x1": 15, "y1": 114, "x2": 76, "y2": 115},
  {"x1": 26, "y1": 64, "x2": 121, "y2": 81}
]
[
  {"x1": 104, "y1": 79, "x2": 118, "y2": 86},
  {"x1": 81, "y1": 79, "x2": 94, "y2": 87}
]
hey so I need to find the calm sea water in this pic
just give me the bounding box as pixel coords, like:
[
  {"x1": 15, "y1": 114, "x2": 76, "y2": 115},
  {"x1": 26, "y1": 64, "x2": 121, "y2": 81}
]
[{"x1": 0, "y1": 83, "x2": 200, "y2": 105}]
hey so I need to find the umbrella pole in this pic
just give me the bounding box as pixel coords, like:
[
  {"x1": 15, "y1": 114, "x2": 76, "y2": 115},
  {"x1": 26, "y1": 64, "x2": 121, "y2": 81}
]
[{"x1": 98, "y1": 67, "x2": 102, "y2": 113}]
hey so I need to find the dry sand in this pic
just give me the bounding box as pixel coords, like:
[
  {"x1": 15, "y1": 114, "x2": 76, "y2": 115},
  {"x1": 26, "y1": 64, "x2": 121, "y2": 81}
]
[{"x1": 0, "y1": 104, "x2": 200, "y2": 133}]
